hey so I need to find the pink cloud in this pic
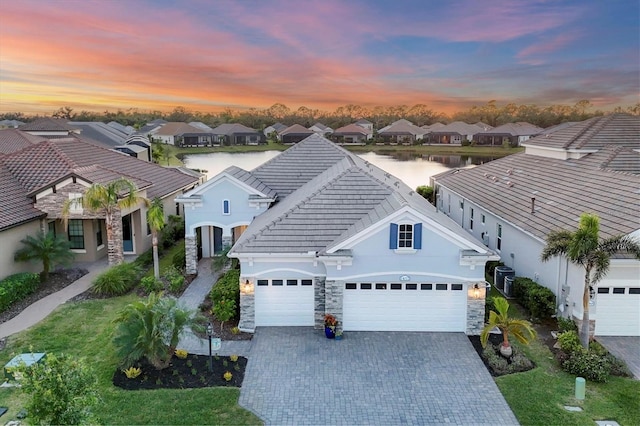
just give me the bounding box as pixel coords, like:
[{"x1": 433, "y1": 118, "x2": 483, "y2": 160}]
[{"x1": 517, "y1": 33, "x2": 580, "y2": 64}]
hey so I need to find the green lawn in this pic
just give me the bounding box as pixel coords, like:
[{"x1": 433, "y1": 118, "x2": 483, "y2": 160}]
[
  {"x1": 0, "y1": 295, "x2": 261, "y2": 425},
  {"x1": 493, "y1": 299, "x2": 640, "y2": 425},
  {"x1": 142, "y1": 239, "x2": 185, "y2": 278}
]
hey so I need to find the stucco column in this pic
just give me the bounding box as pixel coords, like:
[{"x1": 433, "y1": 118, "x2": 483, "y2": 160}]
[
  {"x1": 466, "y1": 283, "x2": 486, "y2": 336},
  {"x1": 314, "y1": 276, "x2": 326, "y2": 329},
  {"x1": 185, "y1": 235, "x2": 197, "y2": 275},
  {"x1": 325, "y1": 280, "x2": 344, "y2": 333}
]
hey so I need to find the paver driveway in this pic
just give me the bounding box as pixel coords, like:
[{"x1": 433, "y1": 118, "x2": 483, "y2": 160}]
[{"x1": 239, "y1": 327, "x2": 518, "y2": 425}]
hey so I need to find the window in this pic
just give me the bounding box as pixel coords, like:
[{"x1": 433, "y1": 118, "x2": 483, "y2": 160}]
[
  {"x1": 451, "y1": 284, "x2": 463, "y2": 291},
  {"x1": 389, "y1": 223, "x2": 422, "y2": 250},
  {"x1": 222, "y1": 199, "x2": 230, "y2": 215},
  {"x1": 470, "y1": 208, "x2": 474, "y2": 230},
  {"x1": 301, "y1": 279, "x2": 313, "y2": 286},
  {"x1": 47, "y1": 221, "x2": 56, "y2": 237},
  {"x1": 597, "y1": 287, "x2": 609, "y2": 294},
  {"x1": 482, "y1": 214, "x2": 486, "y2": 225},
  {"x1": 345, "y1": 283, "x2": 357, "y2": 290},
  {"x1": 375, "y1": 283, "x2": 387, "y2": 290},
  {"x1": 447, "y1": 194, "x2": 451, "y2": 214},
  {"x1": 68, "y1": 193, "x2": 83, "y2": 213},
  {"x1": 257, "y1": 279, "x2": 268, "y2": 286},
  {"x1": 361, "y1": 283, "x2": 372, "y2": 290},
  {"x1": 390, "y1": 283, "x2": 402, "y2": 290},
  {"x1": 436, "y1": 284, "x2": 447, "y2": 290},
  {"x1": 176, "y1": 202, "x2": 180, "y2": 215},
  {"x1": 68, "y1": 219, "x2": 84, "y2": 249},
  {"x1": 496, "y1": 224, "x2": 503, "y2": 251},
  {"x1": 613, "y1": 288, "x2": 625, "y2": 294},
  {"x1": 629, "y1": 288, "x2": 640, "y2": 294},
  {"x1": 272, "y1": 280, "x2": 283, "y2": 286},
  {"x1": 406, "y1": 283, "x2": 417, "y2": 290},
  {"x1": 286, "y1": 279, "x2": 298, "y2": 286},
  {"x1": 459, "y1": 200, "x2": 464, "y2": 210},
  {"x1": 421, "y1": 283, "x2": 433, "y2": 290},
  {"x1": 95, "y1": 220, "x2": 103, "y2": 247}
]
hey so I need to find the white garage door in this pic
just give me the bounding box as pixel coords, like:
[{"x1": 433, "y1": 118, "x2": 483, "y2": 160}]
[
  {"x1": 255, "y1": 279, "x2": 315, "y2": 326},
  {"x1": 595, "y1": 286, "x2": 640, "y2": 336},
  {"x1": 343, "y1": 282, "x2": 467, "y2": 332}
]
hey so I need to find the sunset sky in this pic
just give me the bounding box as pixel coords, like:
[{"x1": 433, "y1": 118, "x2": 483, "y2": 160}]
[{"x1": 0, "y1": 0, "x2": 638, "y2": 115}]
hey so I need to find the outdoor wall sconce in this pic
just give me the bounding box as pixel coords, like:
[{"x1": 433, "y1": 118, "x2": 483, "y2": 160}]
[
  {"x1": 241, "y1": 278, "x2": 254, "y2": 295},
  {"x1": 473, "y1": 283, "x2": 481, "y2": 299}
]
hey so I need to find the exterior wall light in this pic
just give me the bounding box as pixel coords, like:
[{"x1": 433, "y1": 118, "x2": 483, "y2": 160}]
[
  {"x1": 241, "y1": 278, "x2": 254, "y2": 295},
  {"x1": 473, "y1": 283, "x2": 481, "y2": 299}
]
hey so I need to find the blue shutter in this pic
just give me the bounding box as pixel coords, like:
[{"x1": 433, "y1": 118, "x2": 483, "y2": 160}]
[
  {"x1": 414, "y1": 223, "x2": 422, "y2": 249},
  {"x1": 389, "y1": 223, "x2": 398, "y2": 249}
]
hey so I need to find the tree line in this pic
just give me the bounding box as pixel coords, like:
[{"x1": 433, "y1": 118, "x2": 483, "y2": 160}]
[{"x1": 2, "y1": 100, "x2": 638, "y2": 131}]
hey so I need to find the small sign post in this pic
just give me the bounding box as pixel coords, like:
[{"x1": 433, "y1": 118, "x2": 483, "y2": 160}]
[{"x1": 211, "y1": 338, "x2": 222, "y2": 351}]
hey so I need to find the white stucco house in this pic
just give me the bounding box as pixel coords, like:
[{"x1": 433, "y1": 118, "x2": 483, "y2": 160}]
[
  {"x1": 178, "y1": 134, "x2": 498, "y2": 334},
  {"x1": 432, "y1": 114, "x2": 640, "y2": 337}
]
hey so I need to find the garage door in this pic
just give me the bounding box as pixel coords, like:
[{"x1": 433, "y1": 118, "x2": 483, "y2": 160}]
[
  {"x1": 343, "y1": 282, "x2": 467, "y2": 332},
  {"x1": 255, "y1": 279, "x2": 315, "y2": 326},
  {"x1": 595, "y1": 286, "x2": 640, "y2": 336}
]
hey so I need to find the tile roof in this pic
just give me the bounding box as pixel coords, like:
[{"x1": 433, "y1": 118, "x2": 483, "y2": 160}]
[
  {"x1": 430, "y1": 121, "x2": 485, "y2": 135},
  {"x1": 0, "y1": 129, "x2": 46, "y2": 155},
  {"x1": 432, "y1": 152, "x2": 640, "y2": 240},
  {"x1": 579, "y1": 145, "x2": 640, "y2": 174},
  {"x1": 524, "y1": 114, "x2": 639, "y2": 151},
  {"x1": 475, "y1": 122, "x2": 543, "y2": 136},
  {"x1": 279, "y1": 124, "x2": 314, "y2": 135},
  {"x1": 333, "y1": 123, "x2": 372, "y2": 135},
  {"x1": 0, "y1": 136, "x2": 199, "y2": 230},
  {"x1": 379, "y1": 121, "x2": 426, "y2": 135},
  {"x1": 251, "y1": 134, "x2": 350, "y2": 197},
  {"x1": 189, "y1": 122, "x2": 215, "y2": 132},
  {"x1": 19, "y1": 118, "x2": 78, "y2": 132},
  {"x1": 154, "y1": 122, "x2": 208, "y2": 136},
  {"x1": 211, "y1": 123, "x2": 259, "y2": 135},
  {"x1": 232, "y1": 135, "x2": 492, "y2": 255},
  {"x1": 224, "y1": 165, "x2": 277, "y2": 198},
  {"x1": 421, "y1": 122, "x2": 445, "y2": 131},
  {"x1": 68, "y1": 121, "x2": 130, "y2": 148}
]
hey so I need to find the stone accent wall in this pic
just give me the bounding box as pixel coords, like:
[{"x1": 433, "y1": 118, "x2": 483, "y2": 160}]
[
  {"x1": 185, "y1": 235, "x2": 197, "y2": 275},
  {"x1": 35, "y1": 183, "x2": 103, "y2": 220},
  {"x1": 222, "y1": 235, "x2": 232, "y2": 250},
  {"x1": 314, "y1": 276, "x2": 326, "y2": 329},
  {"x1": 239, "y1": 292, "x2": 255, "y2": 333},
  {"x1": 466, "y1": 284, "x2": 486, "y2": 336},
  {"x1": 325, "y1": 280, "x2": 344, "y2": 333}
]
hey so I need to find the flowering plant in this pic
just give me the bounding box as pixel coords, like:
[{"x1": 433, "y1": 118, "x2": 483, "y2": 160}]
[{"x1": 324, "y1": 314, "x2": 338, "y2": 328}]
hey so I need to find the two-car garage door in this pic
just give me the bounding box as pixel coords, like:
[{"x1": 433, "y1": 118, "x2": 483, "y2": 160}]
[{"x1": 343, "y1": 282, "x2": 467, "y2": 332}]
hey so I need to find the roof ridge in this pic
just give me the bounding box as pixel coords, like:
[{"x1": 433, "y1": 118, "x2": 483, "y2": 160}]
[{"x1": 563, "y1": 115, "x2": 612, "y2": 149}]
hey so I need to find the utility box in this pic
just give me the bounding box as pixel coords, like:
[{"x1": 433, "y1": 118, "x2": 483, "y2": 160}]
[
  {"x1": 494, "y1": 266, "x2": 515, "y2": 291},
  {"x1": 4, "y1": 353, "x2": 46, "y2": 381},
  {"x1": 504, "y1": 276, "x2": 515, "y2": 297}
]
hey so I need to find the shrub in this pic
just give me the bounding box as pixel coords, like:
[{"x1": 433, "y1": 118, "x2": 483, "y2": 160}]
[
  {"x1": 172, "y1": 244, "x2": 186, "y2": 270},
  {"x1": 0, "y1": 272, "x2": 40, "y2": 313},
  {"x1": 92, "y1": 262, "x2": 142, "y2": 296},
  {"x1": 160, "y1": 215, "x2": 185, "y2": 249},
  {"x1": 134, "y1": 249, "x2": 155, "y2": 268},
  {"x1": 461, "y1": 139, "x2": 471, "y2": 147},
  {"x1": 557, "y1": 330, "x2": 582, "y2": 355},
  {"x1": 223, "y1": 371, "x2": 232, "y2": 381},
  {"x1": 231, "y1": 326, "x2": 240, "y2": 335},
  {"x1": 485, "y1": 296, "x2": 496, "y2": 322},
  {"x1": 415, "y1": 185, "x2": 435, "y2": 204},
  {"x1": 209, "y1": 269, "x2": 240, "y2": 318},
  {"x1": 512, "y1": 277, "x2": 556, "y2": 320},
  {"x1": 229, "y1": 354, "x2": 239, "y2": 362},
  {"x1": 482, "y1": 344, "x2": 534, "y2": 375},
  {"x1": 174, "y1": 349, "x2": 188, "y2": 359},
  {"x1": 485, "y1": 261, "x2": 504, "y2": 282},
  {"x1": 557, "y1": 316, "x2": 578, "y2": 333},
  {"x1": 606, "y1": 354, "x2": 632, "y2": 377},
  {"x1": 140, "y1": 276, "x2": 163, "y2": 294},
  {"x1": 212, "y1": 298, "x2": 236, "y2": 332},
  {"x1": 162, "y1": 265, "x2": 185, "y2": 293},
  {"x1": 123, "y1": 367, "x2": 142, "y2": 379},
  {"x1": 562, "y1": 351, "x2": 610, "y2": 382},
  {"x1": 19, "y1": 353, "x2": 99, "y2": 425}
]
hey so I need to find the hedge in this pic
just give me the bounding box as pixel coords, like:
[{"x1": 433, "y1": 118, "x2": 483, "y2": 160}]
[
  {"x1": 0, "y1": 272, "x2": 40, "y2": 313},
  {"x1": 512, "y1": 276, "x2": 556, "y2": 319},
  {"x1": 92, "y1": 262, "x2": 143, "y2": 296},
  {"x1": 209, "y1": 269, "x2": 240, "y2": 319}
]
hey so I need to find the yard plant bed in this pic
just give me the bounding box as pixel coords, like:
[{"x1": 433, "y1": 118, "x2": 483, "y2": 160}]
[
  {"x1": 113, "y1": 354, "x2": 247, "y2": 390},
  {"x1": 468, "y1": 334, "x2": 535, "y2": 377}
]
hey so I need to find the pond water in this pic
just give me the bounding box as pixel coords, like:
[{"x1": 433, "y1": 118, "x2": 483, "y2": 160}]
[{"x1": 183, "y1": 151, "x2": 499, "y2": 191}]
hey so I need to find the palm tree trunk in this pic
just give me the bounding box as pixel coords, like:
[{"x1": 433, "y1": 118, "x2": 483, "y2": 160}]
[
  {"x1": 152, "y1": 233, "x2": 160, "y2": 279},
  {"x1": 580, "y1": 269, "x2": 591, "y2": 349}
]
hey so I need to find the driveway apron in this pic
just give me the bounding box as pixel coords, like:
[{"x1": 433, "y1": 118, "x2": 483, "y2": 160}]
[
  {"x1": 596, "y1": 336, "x2": 640, "y2": 380},
  {"x1": 240, "y1": 328, "x2": 518, "y2": 425}
]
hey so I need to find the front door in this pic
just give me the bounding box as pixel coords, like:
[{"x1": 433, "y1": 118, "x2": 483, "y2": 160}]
[{"x1": 122, "y1": 214, "x2": 133, "y2": 252}]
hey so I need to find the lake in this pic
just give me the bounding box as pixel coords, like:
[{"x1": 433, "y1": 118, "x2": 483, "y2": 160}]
[{"x1": 183, "y1": 151, "x2": 499, "y2": 190}]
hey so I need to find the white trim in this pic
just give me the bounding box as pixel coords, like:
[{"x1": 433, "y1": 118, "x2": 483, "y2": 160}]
[
  {"x1": 394, "y1": 249, "x2": 417, "y2": 254},
  {"x1": 330, "y1": 270, "x2": 485, "y2": 281},
  {"x1": 70, "y1": 249, "x2": 87, "y2": 254},
  {"x1": 252, "y1": 268, "x2": 318, "y2": 278},
  {"x1": 97, "y1": 244, "x2": 105, "y2": 251},
  {"x1": 182, "y1": 172, "x2": 269, "y2": 198}
]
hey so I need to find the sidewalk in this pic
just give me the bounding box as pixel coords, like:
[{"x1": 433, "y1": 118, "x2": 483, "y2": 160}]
[{"x1": 0, "y1": 259, "x2": 109, "y2": 339}]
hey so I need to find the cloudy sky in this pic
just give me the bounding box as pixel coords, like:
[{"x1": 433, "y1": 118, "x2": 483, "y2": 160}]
[{"x1": 0, "y1": 0, "x2": 638, "y2": 115}]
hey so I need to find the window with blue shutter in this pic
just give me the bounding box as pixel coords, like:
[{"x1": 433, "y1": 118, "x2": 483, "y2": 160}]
[
  {"x1": 389, "y1": 223, "x2": 398, "y2": 249},
  {"x1": 413, "y1": 223, "x2": 422, "y2": 249}
]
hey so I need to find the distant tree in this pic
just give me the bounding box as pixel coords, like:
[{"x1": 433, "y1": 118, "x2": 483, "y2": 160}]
[
  {"x1": 52, "y1": 106, "x2": 76, "y2": 120},
  {"x1": 14, "y1": 231, "x2": 75, "y2": 282}
]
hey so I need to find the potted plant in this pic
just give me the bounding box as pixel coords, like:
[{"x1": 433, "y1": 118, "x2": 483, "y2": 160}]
[
  {"x1": 324, "y1": 314, "x2": 337, "y2": 339},
  {"x1": 480, "y1": 296, "x2": 536, "y2": 358}
]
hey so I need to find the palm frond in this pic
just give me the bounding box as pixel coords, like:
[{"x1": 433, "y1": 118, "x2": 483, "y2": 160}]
[{"x1": 541, "y1": 230, "x2": 572, "y2": 261}]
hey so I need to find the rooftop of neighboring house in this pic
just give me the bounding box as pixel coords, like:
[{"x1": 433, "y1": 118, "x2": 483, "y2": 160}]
[
  {"x1": 279, "y1": 124, "x2": 314, "y2": 135},
  {"x1": 152, "y1": 122, "x2": 208, "y2": 136},
  {"x1": 475, "y1": 122, "x2": 543, "y2": 136},
  {"x1": 211, "y1": 123, "x2": 259, "y2": 135},
  {"x1": 0, "y1": 120, "x2": 24, "y2": 128},
  {"x1": 267, "y1": 122, "x2": 288, "y2": 132},
  {"x1": 333, "y1": 123, "x2": 372, "y2": 135},
  {"x1": 430, "y1": 121, "x2": 487, "y2": 135},
  {"x1": 68, "y1": 121, "x2": 132, "y2": 148},
  {"x1": 379, "y1": 120, "x2": 426, "y2": 135},
  {"x1": 355, "y1": 118, "x2": 373, "y2": 125},
  {"x1": 0, "y1": 134, "x2": 200, "y2": 231},
  {"x1": 422, "y1": 122, "x2": 445, "y2": 131},
  {"x1": 432, "y1": 114, "x2": 640, "y2": 241},
  {"x1": 19, "y1": 117, "x2": 79, "y2": 133},
  {"x1": 231, "y1": 135, "x2": 490, "y2": 255},
  {"x1": 0, "y1": 129, "x2": 46, "y2": 155},
  {"x1": 189, "y1": 122, "x2": 215, "y2": 132},
  {"x1": 309, "y1": 122, "x2": 332, "y2": 131}
]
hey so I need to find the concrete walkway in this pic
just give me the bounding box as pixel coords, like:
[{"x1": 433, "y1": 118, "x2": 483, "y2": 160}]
[
  {"x1": 0, "y1": 259, "x2": 109, "y2": 339},
  {"x1": 177, "y1": 259, "x2": 253, "y2": 357}
]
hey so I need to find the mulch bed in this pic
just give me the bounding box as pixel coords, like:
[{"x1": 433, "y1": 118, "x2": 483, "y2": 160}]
[
  {"x1": 112, "y1": 354, "x2": 247, "y2": 390},
  {"x1": 199, "y1": 297, "x2": 253, "y2": 341},
  {"x1": 468, "y1": 333, "x2": 504, "y2": 375}
]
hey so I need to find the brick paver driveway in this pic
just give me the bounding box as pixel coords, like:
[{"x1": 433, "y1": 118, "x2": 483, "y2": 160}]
[{"x1": 239, "y1": 328, "x2": 518, "y2": 425}]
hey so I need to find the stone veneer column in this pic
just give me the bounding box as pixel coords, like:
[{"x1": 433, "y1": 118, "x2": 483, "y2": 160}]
[
  {"x1": 466, "y1": 283, "x2": 486, "y2": 335},
  {"x1": 325, "y1": 280, "x2": 344, "y2": 333},
  {"x1": 239, "y1": 292, "x2": 255, "y2": 333},
  {"x1": 185, "y1": 235, "x2": 197, "y2": 275},
  {"x1": 221, "y1": 234, "x2": 232, "y2": 250},
  {"x1": 108, "y1": 210, "x2": 124, "y2": 265},
  {"x1": 314, "y1": 277, "x2": 326, "y2": 329}
]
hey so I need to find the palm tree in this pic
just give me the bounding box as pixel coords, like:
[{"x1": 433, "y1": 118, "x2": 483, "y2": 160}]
[
  {"x1": 147, "y1": 198, "x2": 165, "y2": 279},
  {"x1": 64, "y1": 178, "x2": 147, "y2": 266},
  {"x1": 481, "y1": 296, "x2": 536, "y2": 357},
  {"x1": 541, "y1": 213, "x2": 640, "y2": 348},
  {"x1": 14, "y1": 231, "x2": 75, "y2": 282}
]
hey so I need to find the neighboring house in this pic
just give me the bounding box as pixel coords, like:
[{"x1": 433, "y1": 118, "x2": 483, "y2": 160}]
[
  {"x1": 107, "y1": 121, "x2": 136, "y2": 135},
  {"x1": 354, "y1": 118, "x2": 374, "y2": 132},
  {"x1": 189, "y1": 122, "x2": 215, "y2": 132},
  {"x1": 68, "y1": 121, "x2": 133, "y2": 148},
  {"x1": 211, "y1": 123, "x2": 264, "y2": 146},
  {"x1": 0, "y1": 129, "x2": 45, "y2": 154},
  {"x1": 279, "y1": 124, "x2": 314, "y2": 144},
  {"x1": 308, "y1": 122, "x2": 333, "y2": 136},
  {"x1": 112, "y1": 144, "x2": 149, "y2": 161},
  {"x1": 150, "y1": 122, "x2": 211, "y2": 146},
  {"x1": 178, "y1": 134, "x2": 498, "y2": 334},
  {"x1": 263, "y1": 122, "x2": 288, "y2": 138},
  {"x1": 431, "y1": 114, "x2": 640, "y2": 336},
  {"x1": 378, "y1": 120, "x2": 427, "y2": 143},
  {"x1": 19, "y1": 118, "x2": 81, "y2": 138},
  {"x1": 0, "y1": 120, "x2": 24, "y2": 129},
  {"x1": 138, "y1": 119, "x2": 167, "y2": 135},
  {"x1": 332, "y1": 123, "x2": 373, "y2": 144},
  {"x1": 473, "y1": 122, "x2": 543, "y2": 147},
  {"x1": 425, "y1": 122, "x2": 487, "y2": 144},
  {"x1": 0, "y1": 132, "x2": 200, "y2": 280}
]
